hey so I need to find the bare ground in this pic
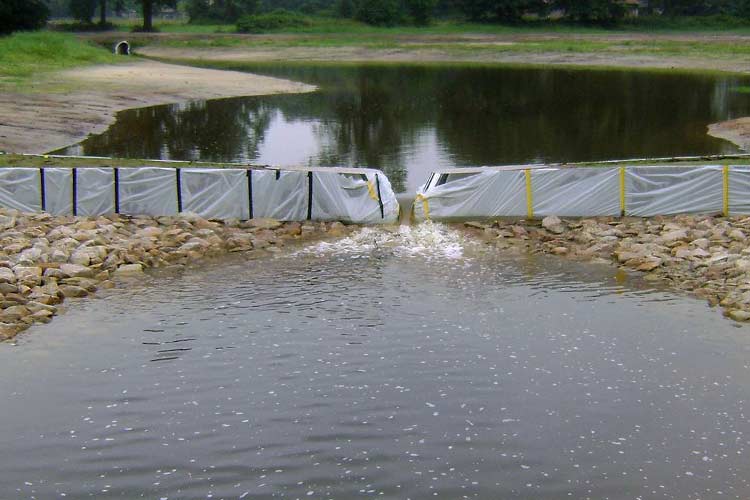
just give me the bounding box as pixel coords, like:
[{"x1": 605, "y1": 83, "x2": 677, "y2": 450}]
[
  {"x1": 0, "y1": 59, "x2": 314, "y2": 155},
  {"x1": 133, "y1": 30, "x2": 750, "y2": 73},
  {"x1": 708, "y1": 118, "x2": 750, "y2": 152}
]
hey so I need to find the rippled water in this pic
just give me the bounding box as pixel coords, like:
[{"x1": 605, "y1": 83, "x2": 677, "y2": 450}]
[{"x1": 2, "y1": 224, "x2": 750, "y2": 499}]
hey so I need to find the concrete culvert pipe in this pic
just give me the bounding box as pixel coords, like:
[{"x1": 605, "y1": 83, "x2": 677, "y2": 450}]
[{"x1": 114, "y1": 41, "x2": 130, "y2": 56}]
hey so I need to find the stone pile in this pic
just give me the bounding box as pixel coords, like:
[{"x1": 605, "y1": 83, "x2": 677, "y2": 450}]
[
  {"x1": 463, "y1": 214, "x2": 750, "y2": 322},
  {"x1": 0, "y1": 208, "x2": 355, "y2": 341}
]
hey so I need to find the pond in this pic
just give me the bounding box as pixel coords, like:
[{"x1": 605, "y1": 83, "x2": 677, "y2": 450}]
[
  {"x1": 58, "y1": 64, "x2": 750, "y2": 193},
  {"x1": 1, "y1": 225, "x2": 750, "y2": 499}
]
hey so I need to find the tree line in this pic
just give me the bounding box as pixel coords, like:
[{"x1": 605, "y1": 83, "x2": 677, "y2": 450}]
[
  {"x1": 185, "y1": 0, "x2": 750, "y2": 26},
  {"x1": 4, "y1": 0, "x2": 750, "y2": 34}
]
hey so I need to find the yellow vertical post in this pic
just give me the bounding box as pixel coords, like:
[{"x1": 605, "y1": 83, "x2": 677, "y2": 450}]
[
  {"x1": 619, "y1": 166, "x2": 626, "y2": 216},
  {"x1": 723, "y1": 165, "x2": 730, "y2": 217},
  {"x1": 525, "y1": 169, "x2": 533, "y2": 219}
]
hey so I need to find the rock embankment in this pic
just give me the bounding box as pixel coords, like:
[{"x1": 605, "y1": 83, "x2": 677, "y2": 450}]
[
  {"x1": 463, "y1": 215, "x2": 750, "y2": 322},
  {"x1": 0, "y1": 209, "x2": 354, "y2": 341}
]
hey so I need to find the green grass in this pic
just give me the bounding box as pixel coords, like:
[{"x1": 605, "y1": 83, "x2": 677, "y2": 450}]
[{"x1": 0, "y1": 31, "x2": 118, "y2": 85}]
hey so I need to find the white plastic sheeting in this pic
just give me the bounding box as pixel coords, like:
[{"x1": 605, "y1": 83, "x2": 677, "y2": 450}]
[
  {"x1": 413, "y1": 165, "x2": 749, "y2": 221},
  {"x1": 43, "y1": 168, "x2": 73, "y2": 215},
  {"x1": 252, "y1": 170, "x2": 309, "y2": 221},
  {"x1": 312, "y1": 171, "x2": 400, "y2": 223},
  {"x1": 413, "y1": 170, "x2": 527, "y2": 221},
  {"x1": 181, "y1": 168, "x2": 249, "y2": 220},
  {"x1": 119, "y1": 167, "x2": 179, "y2": 216},
  {"x1": 728, "y1": 166, "x2": 750, "y2": 215},
  {"x1": 533, "y1": 167, "x2": 620, "y2": 217},
  {"x1": 625, "y1": 166, "x2": 722, "y2": 217},
  {"x1": 0, "y1": 168, "x2": 41, "y2": 213},
  {"x1": 0, "y1": 166, "x2": 399, "y2": 224},
  {"x1": 76, "y1": 168, "x2": 115, "y2": 216}
]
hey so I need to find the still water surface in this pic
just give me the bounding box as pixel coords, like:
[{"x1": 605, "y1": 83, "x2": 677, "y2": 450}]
[
  {"x1": 1, "y1": 225, "x2": 749, "y2": 499},
  {"x1": 60, "y1": 64, "x2": 750, "y2": 193}
]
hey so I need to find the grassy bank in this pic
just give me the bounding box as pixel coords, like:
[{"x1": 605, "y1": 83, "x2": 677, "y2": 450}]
[{"x1": 0, "y1": 32, "x2": 117, "y2": 86}]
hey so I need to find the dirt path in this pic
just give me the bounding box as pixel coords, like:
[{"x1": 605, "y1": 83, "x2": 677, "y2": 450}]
[{"x1": 0, "y1": 59, "x2": 314, "y2": 155}]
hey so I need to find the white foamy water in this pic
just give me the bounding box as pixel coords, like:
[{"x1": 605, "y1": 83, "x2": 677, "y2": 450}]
[{"x1": 299, "y1": 222, "x2": 470, "y2": 260}]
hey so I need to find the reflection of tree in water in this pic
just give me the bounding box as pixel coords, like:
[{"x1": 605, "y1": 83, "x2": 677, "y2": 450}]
[
  {"x1": 77, "y1": 99, "x2": 275, "y2": 163},
  {"x1": 66, "y1": 64, "x2": 750, "y2": 194},
  {"x1": 434, "y1": 68, "x2": 749, "y2": 165}
]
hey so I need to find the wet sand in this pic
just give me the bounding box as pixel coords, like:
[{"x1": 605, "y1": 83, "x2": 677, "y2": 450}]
[{"x1": 709, "y1": 117, "x2": 750, "y2": 152}]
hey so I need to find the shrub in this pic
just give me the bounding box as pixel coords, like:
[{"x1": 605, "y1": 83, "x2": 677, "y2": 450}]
[
  {"x1": 0, "y1": 0, "x2": 50, "y2": 35},
  {"x1": 236, "y1": 9, "x2": 312, "y2": 32},
  {"x1": 355, "y1": 0, "x2": 401, "y2": 26}
]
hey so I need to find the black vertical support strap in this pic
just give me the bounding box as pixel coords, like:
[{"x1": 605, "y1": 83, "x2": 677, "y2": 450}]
[
  {"x1": 72, "y1": 167, "x2": 78, "y2": 216},
  {"x1": 246, "y1": 169, "x2": 254, "y2": 220},
  {"x1": 39, "y1": 168, "x2": 46, "y2": 212},
  {"x1": 175, "y1": 168, "x2": 183, "y2": 213},
  {"x1": 113, "y1": 167, "x2": 120, "y2": 214},
  {"x1": 375, "y1": 174, "x2": 385, "y2": 219},
  {"x1": 307, "y1": 171, "x2": 313, "y2": 221},
  {"x1": 275, "y1": 169, "x2": 281, "y2": 181}
]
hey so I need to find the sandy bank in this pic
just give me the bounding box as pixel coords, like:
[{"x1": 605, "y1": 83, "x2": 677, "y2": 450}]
[
  {"x1": 0, "y1": 209, "x2": 356, "y2": 342},
  {"x1": 0, "y1": 59, "x2": 315, "y2": 155},
  {"x1": 138, "y1": 39, "x2": 750, "y2": 74},
  {"x1": 708, "y1": 117, "x2": 750, "y2": 151},
  {"x1": 462, "y1": 214, "x2": 750, "y2": 322}
]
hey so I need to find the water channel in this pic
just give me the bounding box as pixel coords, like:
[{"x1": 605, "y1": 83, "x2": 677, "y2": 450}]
[
  {"x1": 17, "y1": 64, "x2": 750, "y2": 498},
  {"x1": 59, "y1": 64, "x2": 750, "y2": 193},
  {"x1": 1, "y1": 225, "x2": 750, "y2": 499}
]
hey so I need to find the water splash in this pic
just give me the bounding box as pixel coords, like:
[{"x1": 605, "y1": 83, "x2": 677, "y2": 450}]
[{"x1": 298, "y1": 222, "x2": 470, "y2": 261}]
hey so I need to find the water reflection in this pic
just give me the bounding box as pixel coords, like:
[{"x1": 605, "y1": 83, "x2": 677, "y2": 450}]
[{"x1": 60, "y1": 65, "x2": 750, "y2": 193}]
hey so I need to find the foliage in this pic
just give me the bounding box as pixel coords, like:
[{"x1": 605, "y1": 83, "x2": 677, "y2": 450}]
[
  {"x1": 455, "y1": 0, "x2": 546, "y2": 22},
  {"x1": 555, "y1": 0, "x2": 625, "y2": 25},
  {"x1": 69, "y1": 0, "x2": 97, "y2": 24},
  {"x1": 0, "y1": 0, "x2": 50, "y2": 34},
  {"x1": 405, "y1": 0, "x2": 437, "y2": 25},
  {"x1": 187, "y1": 0, "x2": 259, "y2": 23},
  {"x1": 236, "y1": 9, "x2": 312, "y2": 32},
  {"x1": 355, "y1": 0, "x2": 402, "y2": 25},
  {"x1": 337, "y1": 0, "x2": 355, "y2": 17}
]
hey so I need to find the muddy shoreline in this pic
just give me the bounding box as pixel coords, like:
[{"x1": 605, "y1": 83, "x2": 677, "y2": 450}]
[
  {"x1": 0, "y1": 59, "x2": 315, "y2": 155},
  {"x1": 0, "y1": 209, "x2": 356, "y2": 341},
  {"x1": 709, "y1": 117, "x2": 750, "y2": 152}
]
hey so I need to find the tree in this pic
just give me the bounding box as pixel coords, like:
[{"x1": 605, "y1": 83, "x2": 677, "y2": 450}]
[
  {"x1": 99, "y1": 0, "x2": 108, "y2": 24},
  {"x1": 355, "y1": 0, "x2": 401, "y2": 25},
  {"x1": 455, "y1": 0, "x2": 545, "y2": 22},
  {"x1": 337, "y1": 0, "x2": 354, "y2": 18},
  {"x1": 405, "y1": 0, "x2": 437, "y2": 24},
  {"x1": 555, "y1": 0, "x2": 625, "y2": 24},
  {"x1": 0, "y1": 0, "x2": 50, "y2": 34},
  {"x1": 187, "y1": 0, "x2": 259, "y2": 22},
  {"x1": 138, "y1": 0, "x2": 176, "y2": 31},
  {"x1": 70, "y1": 0, "x2": 96, "y2": 24}
]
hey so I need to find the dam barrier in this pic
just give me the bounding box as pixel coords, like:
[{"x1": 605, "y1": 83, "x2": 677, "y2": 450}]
[
  {"x1": 413, "y1": 164, "x2": 750, "y2": 221},
  {"x1": 0, "y1": 165, "x2": 400, "y2": 224}
]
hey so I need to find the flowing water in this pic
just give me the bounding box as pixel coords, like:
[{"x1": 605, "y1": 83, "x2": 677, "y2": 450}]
[
  {"x1": 58, "y1": 64, "x2": 750, "y2": 193},
  {"x1": 2, "y1": 224, "x2": 750, "y2": 499}
]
